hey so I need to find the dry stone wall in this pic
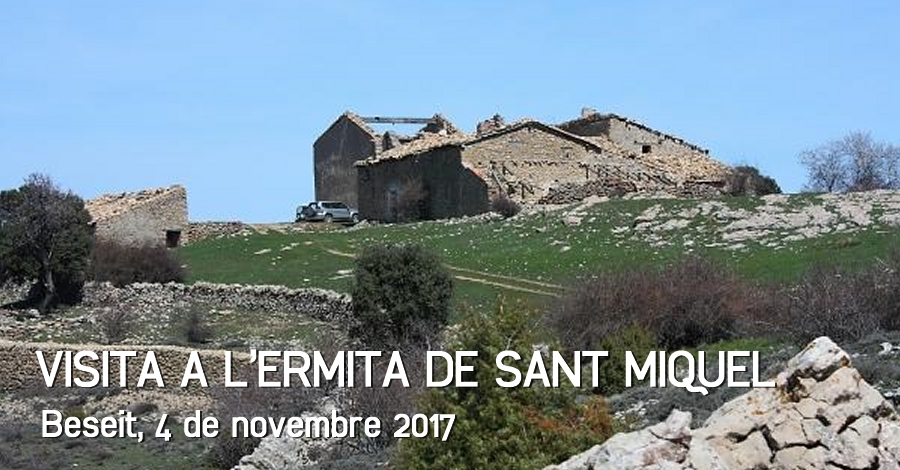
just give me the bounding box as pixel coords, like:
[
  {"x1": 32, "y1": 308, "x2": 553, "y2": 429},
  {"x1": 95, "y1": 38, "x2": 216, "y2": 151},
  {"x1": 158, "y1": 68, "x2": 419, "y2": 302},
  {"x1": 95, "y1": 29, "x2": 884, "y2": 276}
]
[
  {"x1": 82, "y1": 282, "x2": 351, "y2": 324},
  {"x1": 0, "y1": 339, "x2": 251, "y2": 393}
]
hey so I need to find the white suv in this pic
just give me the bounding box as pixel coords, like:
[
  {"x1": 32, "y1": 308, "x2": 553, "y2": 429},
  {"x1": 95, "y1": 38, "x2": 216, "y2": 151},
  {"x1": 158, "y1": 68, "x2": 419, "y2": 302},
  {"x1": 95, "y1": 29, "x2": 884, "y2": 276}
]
[{"x1": 296, "y1": 201, "x2": 360, "y2": 224}]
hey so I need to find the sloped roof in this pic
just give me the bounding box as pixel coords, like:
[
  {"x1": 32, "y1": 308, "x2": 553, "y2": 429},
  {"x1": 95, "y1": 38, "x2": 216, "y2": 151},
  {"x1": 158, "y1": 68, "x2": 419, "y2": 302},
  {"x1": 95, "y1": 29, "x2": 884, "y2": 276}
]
[
  {"x1": 558, "y1": 112, "x2": 709, "y2": 154},
  {"x1": 314, "y1": 111, "x2": 380, "y2": 147},
  {"x1": 356, "y1": 120, "x2": 625, "y2": 167},
  {"x1": 86, "y1": 185, "x2": 186, "y2": 223}
]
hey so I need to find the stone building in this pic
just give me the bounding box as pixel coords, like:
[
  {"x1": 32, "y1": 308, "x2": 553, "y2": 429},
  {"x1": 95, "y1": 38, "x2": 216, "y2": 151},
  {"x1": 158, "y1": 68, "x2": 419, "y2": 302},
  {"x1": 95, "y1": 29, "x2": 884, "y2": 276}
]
[
  {"x1": 356, "y1": 120, "x2": 676, "y2": 221},
  {"x1": 558, "y1": 109, "x2": 730, "y2": 185},
  {"x1": 357, "y1": 144, "x2": 489, "y2": 222},
  {"x1": 558, "y1": 109, "x2": 709, "y2": 157},
  {"x1": 318, "y1": 108, "x2": 732, "y2": 222},
  {"x1": 313, "y1": 112, "x2": 461, "y2": 208},
  {"x1": 85, "y1": 185, "x2": 188, "y2": 247}
]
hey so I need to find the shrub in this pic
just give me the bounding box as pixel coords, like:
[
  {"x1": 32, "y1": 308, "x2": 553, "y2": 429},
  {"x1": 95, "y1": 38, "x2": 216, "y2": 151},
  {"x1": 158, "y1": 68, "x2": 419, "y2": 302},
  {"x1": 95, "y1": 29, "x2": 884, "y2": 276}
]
[
  {"x1": 208, "y1": 365, "x2": 322, "y2": 469},
  {"x1": 90, "y1": 240, "x2": 185, "y2": 286},
  {"x1": 593, "y1": 324, "x2": 657, "y2": 395},
  {"x1": 350, "y1": 244, "x2": 453, "y2": 349},
  {"x1": 396, "y1": 300, "x2": 613, "y2": 470},
  {"x1": 551, "y1": 256, "x2": 768, "y2": 350},
  {"x1": 725, "y1": 165, "x2": 782, "y2": 196},
  {"x1": 776, "y1": 257, "x2": 900, "y2": 343},
  {"x1": 343, "y1": 348, "x2": 426, "y2": 454},
  {"x1": 96, "y1": 307, "x2": 132, "y2": 344},
  {"x1": 491, "y1": 193, "x2": 522, "y2": 218},
  {"x1": 181, "y1": 308, "x2": 213, "y2": 344}
]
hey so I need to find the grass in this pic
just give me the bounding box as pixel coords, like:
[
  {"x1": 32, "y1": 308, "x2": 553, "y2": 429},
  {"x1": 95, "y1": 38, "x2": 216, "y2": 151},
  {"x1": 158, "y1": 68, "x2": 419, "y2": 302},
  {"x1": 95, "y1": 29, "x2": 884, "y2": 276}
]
[
  {"x1": 0, "y1": 417, "x2": 218, "y2": 470},
  {"x1": 180, "y1": 195, "x2": 900, "y2": 310}
]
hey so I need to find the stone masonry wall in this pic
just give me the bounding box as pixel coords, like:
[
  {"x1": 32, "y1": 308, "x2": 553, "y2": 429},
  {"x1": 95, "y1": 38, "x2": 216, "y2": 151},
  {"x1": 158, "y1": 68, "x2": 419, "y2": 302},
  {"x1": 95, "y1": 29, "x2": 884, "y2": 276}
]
[
  {"x1": 0, "y1": 339, "x2": 251, "y2": 392},
  {"x1": 314, "y1": 115, "x2": 378, "y2": 208},
  {"x1": 90, "y1": 186, "x2": 188, "y2": 247},
  {"x1": 605, "y1": 117, "x2": 707, "y2": 157},
  {"x1": 358, "y1": 147, "x2": 489, "y2": 222},
  {"x1": 82, "y1": 282, "x2": 351, "y2": 324},
  {"x1": 462, "y1": 126, "x2": 668, "y2": 203}
]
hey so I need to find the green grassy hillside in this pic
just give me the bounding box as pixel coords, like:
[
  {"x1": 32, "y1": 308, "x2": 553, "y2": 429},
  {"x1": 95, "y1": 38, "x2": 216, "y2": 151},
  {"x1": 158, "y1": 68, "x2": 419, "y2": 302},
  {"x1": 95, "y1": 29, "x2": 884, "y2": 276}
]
[{"x1": 180, "y1": 193, "x2": 900, "y2": 310}]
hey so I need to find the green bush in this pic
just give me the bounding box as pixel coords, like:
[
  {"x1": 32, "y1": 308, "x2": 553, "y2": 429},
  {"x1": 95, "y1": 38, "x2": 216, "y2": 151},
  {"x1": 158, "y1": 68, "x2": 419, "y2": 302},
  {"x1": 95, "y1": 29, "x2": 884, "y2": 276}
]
[
  {"x1": 726, "y1": 165, "x2": 782, "y2": 196},
  {"x1": 594, "y1": 324, "x2": 657, "y2": 396},
  {"x1": 350, "y1": 244, "x2": 453, "y2": 349},
  {"x1": 396, "y1": 300, "x2": 613, "y2": 470}
]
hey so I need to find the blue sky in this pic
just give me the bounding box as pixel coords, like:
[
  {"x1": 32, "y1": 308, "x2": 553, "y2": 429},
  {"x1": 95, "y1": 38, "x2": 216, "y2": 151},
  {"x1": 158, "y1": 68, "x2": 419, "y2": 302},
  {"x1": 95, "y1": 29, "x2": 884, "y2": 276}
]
[{"x1": 2, "y1": 2, "x2": 898, "y2": 222}]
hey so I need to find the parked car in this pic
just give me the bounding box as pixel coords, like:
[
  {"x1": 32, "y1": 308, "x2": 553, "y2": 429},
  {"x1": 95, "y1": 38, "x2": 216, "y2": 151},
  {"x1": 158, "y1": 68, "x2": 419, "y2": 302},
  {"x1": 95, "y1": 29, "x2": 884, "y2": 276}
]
[{"x1": 296, "y1": 201, "x2": 360, "y2": 224}]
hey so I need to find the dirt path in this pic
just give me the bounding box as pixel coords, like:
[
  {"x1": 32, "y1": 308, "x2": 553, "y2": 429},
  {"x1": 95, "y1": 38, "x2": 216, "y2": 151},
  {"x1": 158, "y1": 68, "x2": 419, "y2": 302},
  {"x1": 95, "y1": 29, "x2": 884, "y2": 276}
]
[
  {"x1": 451, "y1": 275, "x2": 561, "y2": 297},
  {"x1": 321, "y1": 247, "x2": 562, "y2": 297}
]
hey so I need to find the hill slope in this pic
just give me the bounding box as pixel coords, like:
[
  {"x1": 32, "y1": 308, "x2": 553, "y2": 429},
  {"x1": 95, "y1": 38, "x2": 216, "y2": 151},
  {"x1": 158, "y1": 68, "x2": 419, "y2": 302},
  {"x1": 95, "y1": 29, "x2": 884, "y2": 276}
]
[{"x1": 180, "y1": 191, "x2": 900, "y2": 310}]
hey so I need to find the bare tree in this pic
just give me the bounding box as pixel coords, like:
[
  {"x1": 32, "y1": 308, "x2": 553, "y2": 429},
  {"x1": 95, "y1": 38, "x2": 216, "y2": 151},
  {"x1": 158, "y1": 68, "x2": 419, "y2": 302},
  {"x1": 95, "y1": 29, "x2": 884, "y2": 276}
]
[
  {"x1": 800, "y1": 131, "x2": 900, "y2": 192},
  {"x1": 0, "y1": 174, "x2": 93, "y2": 312}
]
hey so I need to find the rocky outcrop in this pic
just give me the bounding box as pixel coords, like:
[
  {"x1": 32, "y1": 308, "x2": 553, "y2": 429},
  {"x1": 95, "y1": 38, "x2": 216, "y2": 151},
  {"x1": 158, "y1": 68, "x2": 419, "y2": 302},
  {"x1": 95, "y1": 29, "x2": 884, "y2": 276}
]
[
  {"x1": 231, "y1": 402, "x2": 340, "y2": 470},
  {"x1": 626, "y1": 190, "x2": 900, "y2": 250},
  {"x1": 187, "y1": 221, "x2": 252, "y2": 243},
  {"x1": 547, "y1": 337, "x2": 900, "y2": 470}
]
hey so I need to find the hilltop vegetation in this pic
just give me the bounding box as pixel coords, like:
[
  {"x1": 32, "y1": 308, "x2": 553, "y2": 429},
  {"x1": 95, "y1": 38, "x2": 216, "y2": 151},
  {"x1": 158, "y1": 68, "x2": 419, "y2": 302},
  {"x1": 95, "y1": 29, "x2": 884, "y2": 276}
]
[{"x1": 181, "y1": 191, "x2": 900, "y2": 310}]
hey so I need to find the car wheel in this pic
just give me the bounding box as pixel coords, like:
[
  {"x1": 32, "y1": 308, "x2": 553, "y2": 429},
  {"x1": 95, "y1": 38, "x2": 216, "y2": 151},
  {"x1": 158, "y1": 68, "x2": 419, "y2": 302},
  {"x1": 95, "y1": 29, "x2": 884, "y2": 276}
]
[
  {"x1": 351, "y1": 214, "x2": 360, "y2": 224},
  {"x1": 324, "y1": 214, "x2": 333, "y2": 224}
]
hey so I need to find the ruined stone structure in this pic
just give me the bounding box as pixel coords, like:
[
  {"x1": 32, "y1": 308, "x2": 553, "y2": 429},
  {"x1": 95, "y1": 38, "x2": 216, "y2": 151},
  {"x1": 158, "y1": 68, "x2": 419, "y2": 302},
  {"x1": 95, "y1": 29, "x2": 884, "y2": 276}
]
[
  {"x1": 559, "y1": 109, "x2": 708, "y2": 157},
  {"x1": 559, "y1": 109, "x2": 730, "y2": 184},
  {"x1": 85, "y1": 185, "x2": 188, "y2": 247},
  {"x1": 313, "y1": 112, "x2": 461, "y2": 208},
  {"x1": 316, "y1": 108, "x2": 732, "y2": 222},
  {"x1": 357, "y1": 145, "x2": 489, "y2": 222}
]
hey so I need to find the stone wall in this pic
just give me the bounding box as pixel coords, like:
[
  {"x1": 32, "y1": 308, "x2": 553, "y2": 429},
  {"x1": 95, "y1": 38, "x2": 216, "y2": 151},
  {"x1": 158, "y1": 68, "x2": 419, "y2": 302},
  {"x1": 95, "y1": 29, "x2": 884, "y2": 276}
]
[
  {"x1": 560, "y1": 114, "x2": 707, "y2": 157},
  {"x1": 357, "y1": 146, "x2": 489, "y2": 222},
  {"x1": 0, "y1": 339, "x2": 251, "y2": 392},
  {"x1": 87, "y1": 185, "x2": 188, "y2": 247},
  {"x1": 462, "y1": 124, "x2": 670, "y2": 204},
  {"x1": 314, "y1": 114, "x2": 378, "y2": 208},
  {"x1": 82, "y1": 282, "x2": 351, "y2": 324}
]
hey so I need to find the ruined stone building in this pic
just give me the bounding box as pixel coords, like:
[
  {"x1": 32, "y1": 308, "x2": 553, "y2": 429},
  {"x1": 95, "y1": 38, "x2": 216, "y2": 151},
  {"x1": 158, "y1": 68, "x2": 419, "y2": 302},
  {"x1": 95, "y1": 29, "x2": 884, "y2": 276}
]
[
  {"x1": 313, "y1": 112, "x2": 461, "y2": 208},
  {"x1": 85, "y1": 185, "x2": 188, "y2": 247},
  {"x1": 314, "y1": 108, "x2": 731, "y2": 222}
]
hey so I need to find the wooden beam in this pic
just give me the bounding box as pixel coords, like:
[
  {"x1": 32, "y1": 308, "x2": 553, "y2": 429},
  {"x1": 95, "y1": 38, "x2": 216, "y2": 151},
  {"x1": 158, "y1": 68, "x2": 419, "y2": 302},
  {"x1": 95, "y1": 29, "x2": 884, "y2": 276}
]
[{"x1": 361, "y1": 116, "x2": 436, "y2": 125}]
